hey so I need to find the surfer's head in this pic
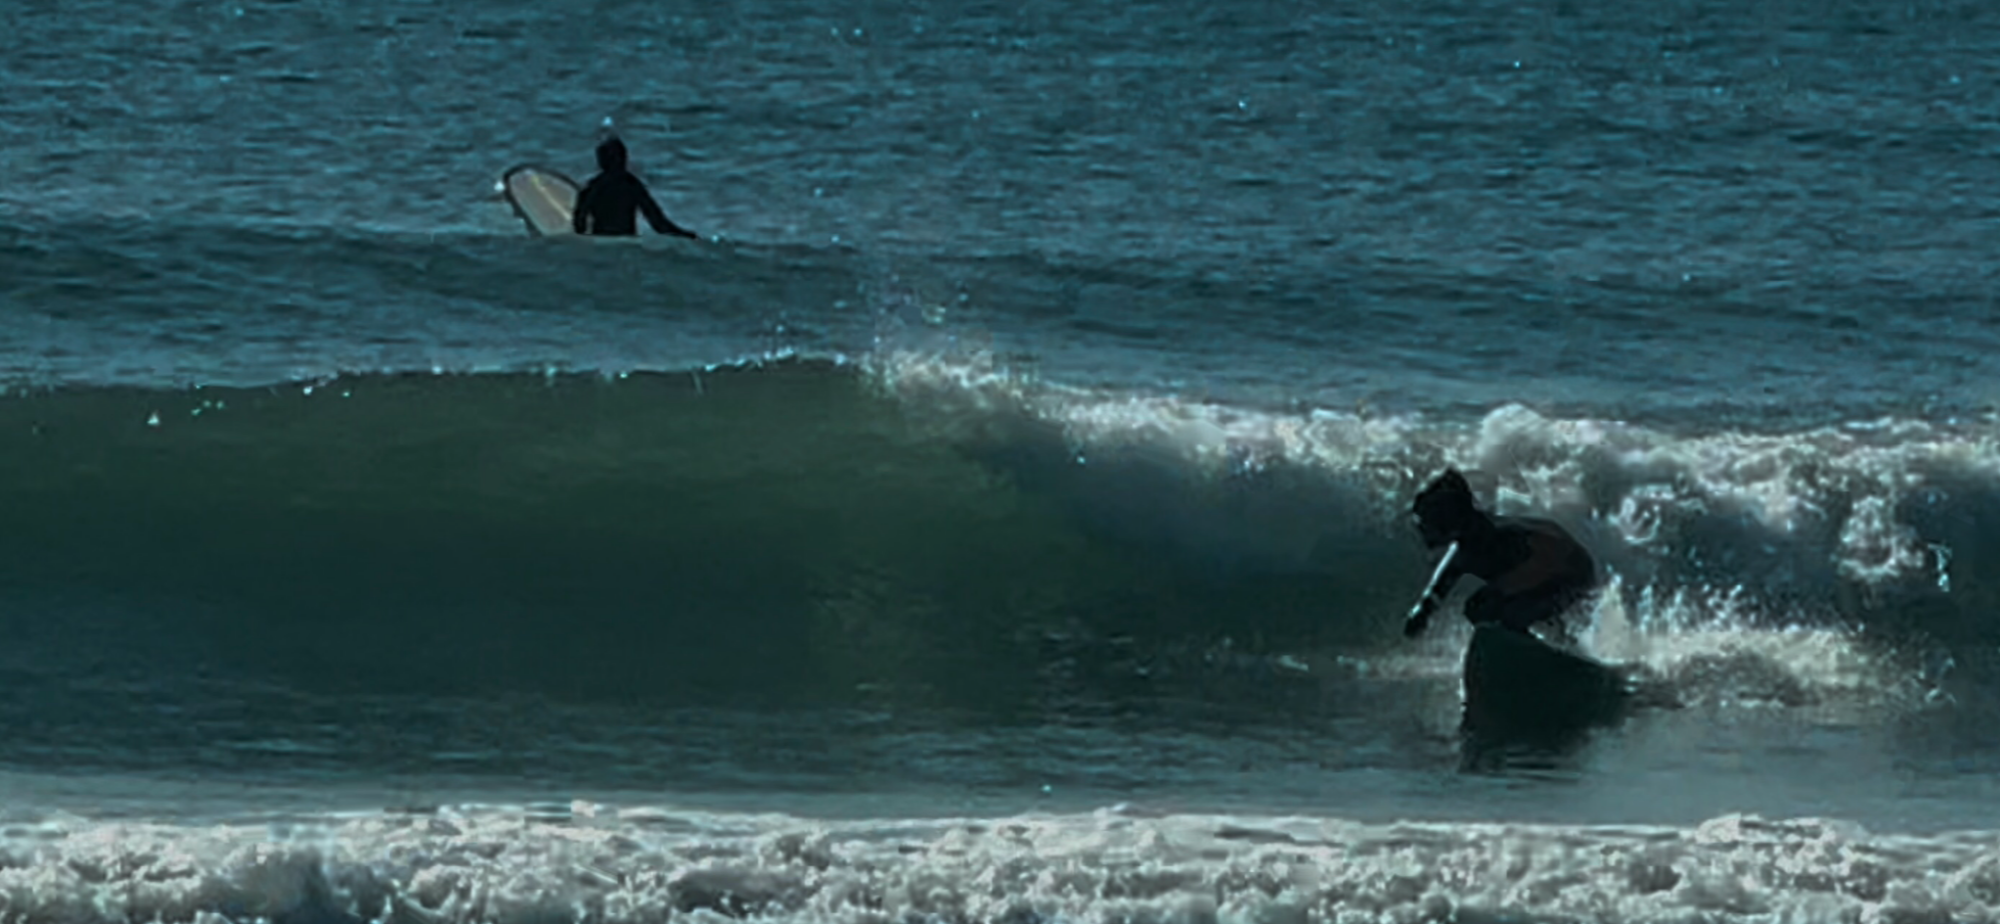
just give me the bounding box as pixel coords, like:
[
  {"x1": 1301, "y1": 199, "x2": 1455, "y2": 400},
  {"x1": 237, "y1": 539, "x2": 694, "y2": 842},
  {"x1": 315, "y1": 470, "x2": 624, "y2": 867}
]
[
  {"x1": 596, "y1": 135, "x2": 629, "y2": 172},
  {"x1": 1412, "y1": 468, "x2": 1483, "y2": 547}
]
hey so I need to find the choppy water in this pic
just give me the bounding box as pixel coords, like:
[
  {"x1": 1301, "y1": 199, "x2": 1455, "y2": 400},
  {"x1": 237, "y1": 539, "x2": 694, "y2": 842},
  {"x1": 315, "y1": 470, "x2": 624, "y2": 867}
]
[{"x1": 7, "y1": 0, "x2": 2000, "y2": 921}]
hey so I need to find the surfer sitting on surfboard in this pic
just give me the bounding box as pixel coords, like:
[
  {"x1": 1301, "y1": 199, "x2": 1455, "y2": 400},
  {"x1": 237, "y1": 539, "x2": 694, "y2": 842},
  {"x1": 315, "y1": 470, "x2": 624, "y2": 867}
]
[
  {"x1": 1402, "y1": 469, "x2": 1599, "y2": 642},
  {"x1": 572, "y1": 136, "x2": 698, "y2": 239}
]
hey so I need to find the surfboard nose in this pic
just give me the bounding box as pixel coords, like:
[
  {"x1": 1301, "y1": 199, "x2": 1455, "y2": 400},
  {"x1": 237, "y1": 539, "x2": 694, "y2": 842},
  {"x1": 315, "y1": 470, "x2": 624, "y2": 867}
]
[{"x1": 499, "y1": 164, "x2": 580, "y2": 236}]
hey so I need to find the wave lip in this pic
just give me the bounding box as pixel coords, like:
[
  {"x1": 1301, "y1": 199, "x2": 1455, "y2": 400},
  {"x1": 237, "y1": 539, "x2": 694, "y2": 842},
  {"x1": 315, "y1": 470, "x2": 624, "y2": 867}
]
[{"x1": 2, "y1": 805, "x2": 1996, "y2": 924}]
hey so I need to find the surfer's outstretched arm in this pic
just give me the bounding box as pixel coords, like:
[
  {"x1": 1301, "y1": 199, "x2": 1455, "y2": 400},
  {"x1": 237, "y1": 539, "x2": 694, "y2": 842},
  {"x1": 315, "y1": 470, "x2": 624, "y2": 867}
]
[
  {"x1": 637, "y1": 184, "x2": 697, "y2": 239},
  {"x1": 1404, "y1": 541, "x2": 1462, "y2": 638}
]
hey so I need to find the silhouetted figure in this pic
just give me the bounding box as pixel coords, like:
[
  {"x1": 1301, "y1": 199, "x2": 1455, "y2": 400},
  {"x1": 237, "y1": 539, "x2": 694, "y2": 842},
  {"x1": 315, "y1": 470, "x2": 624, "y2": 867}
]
[
  {"x1": 1402, "y1": 469, "x2": 1598, "y2": 641},
  {"x1": 572, "y1": 136, "x2": 697, "y2": 239}
]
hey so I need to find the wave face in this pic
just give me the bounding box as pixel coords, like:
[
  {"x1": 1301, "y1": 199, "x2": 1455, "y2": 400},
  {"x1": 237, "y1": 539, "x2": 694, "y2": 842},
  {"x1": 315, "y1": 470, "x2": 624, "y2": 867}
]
[{"x1": 2, "y1": 354, "x2": 1995, "y2": 720}]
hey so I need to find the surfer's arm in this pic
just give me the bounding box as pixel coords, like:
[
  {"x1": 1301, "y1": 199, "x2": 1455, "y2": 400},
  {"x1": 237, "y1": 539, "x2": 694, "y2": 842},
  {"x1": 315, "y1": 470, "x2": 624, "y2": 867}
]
[
  {"x1": 636, "y1": 184, "x2": 697, "y2": 239},
  {"x1": 1402, "y1": 574, "x2": 1456, "y2": 637},
  {"x1": 570, "y1": 185, "x2": 592, "y2": 234},
  {"x1": 1403, "y1": 542, "x2": 1463, "y2": 638}
]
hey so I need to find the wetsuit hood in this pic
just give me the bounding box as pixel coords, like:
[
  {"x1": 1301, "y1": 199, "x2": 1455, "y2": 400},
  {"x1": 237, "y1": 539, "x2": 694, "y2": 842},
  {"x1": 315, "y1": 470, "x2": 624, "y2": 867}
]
[
  {"x1": 1412, "y1": 468, "x2": 1486, "y2": 548},
  {"x1": 596, "y1": 136, "x2": 628, "y2": 172}
]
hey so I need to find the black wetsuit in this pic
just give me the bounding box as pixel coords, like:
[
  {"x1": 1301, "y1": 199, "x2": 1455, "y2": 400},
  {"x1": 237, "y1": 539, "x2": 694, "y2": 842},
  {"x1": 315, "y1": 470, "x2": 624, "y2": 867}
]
[
  {"x1": 1403, "y1": 469, "x2": 1600, "y2": 640},
  {"x1": 1430, "y1": 516, "x2": 1598, "y2": 634},
  {"x1": 572, "y1": 171, "x2": 695, "y2": 237},
  {"x1": 571, "y1": 136, "x2": 697, "y2": 238}
]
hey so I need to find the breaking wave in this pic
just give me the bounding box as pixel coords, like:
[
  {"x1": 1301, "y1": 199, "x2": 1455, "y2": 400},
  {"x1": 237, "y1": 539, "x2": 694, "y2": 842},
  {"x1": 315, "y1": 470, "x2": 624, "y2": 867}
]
[{"x1": 1, "y1": 349, "x2": 1995, "y2": 721}]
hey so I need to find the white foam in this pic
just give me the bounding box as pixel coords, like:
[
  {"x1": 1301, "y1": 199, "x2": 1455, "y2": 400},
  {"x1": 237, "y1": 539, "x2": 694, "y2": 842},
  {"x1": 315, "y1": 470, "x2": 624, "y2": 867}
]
[
  {"x1": 1, "y1": 805, "x2": 1996, "y2": 924},
  {"x1": 873, "y1": 352, "x2": 2000, "y2": 588},
  {"x1": 873, "y1": 351, "x2": 1986, "y2": 712}
]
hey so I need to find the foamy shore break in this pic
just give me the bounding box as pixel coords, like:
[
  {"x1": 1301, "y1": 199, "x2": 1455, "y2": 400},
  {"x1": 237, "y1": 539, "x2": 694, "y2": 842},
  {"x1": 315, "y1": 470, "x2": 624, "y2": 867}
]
[{"x1": 2, "y1": 804, "x2": 1995, "y2": 924}]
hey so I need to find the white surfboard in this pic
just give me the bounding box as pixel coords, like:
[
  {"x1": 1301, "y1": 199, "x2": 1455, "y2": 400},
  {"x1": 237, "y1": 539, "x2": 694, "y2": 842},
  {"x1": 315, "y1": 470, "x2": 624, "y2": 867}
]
[{"x1": 500, "y1": 164, "x2": 580, "y2": 236}]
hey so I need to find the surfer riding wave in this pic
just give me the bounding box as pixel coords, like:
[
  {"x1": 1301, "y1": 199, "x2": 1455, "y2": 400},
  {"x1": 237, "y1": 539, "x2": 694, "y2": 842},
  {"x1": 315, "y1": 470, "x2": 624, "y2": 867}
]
[{"x1": 1402, "y1": 469, "x2": 1599, "y2": 644}]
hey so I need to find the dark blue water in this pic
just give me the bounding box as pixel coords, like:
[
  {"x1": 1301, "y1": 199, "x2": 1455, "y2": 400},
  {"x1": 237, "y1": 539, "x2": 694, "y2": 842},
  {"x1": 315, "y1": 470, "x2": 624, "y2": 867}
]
[{"x1": 5, "y1": 0, "x2": 2000, "y2": 921}]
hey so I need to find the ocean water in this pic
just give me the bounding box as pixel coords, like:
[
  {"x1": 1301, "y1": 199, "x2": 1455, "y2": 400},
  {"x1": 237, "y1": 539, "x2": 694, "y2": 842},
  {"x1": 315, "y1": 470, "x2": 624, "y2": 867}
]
[{"x1": 6, "y1": 0, "x2": 2000, "y2": 921}]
